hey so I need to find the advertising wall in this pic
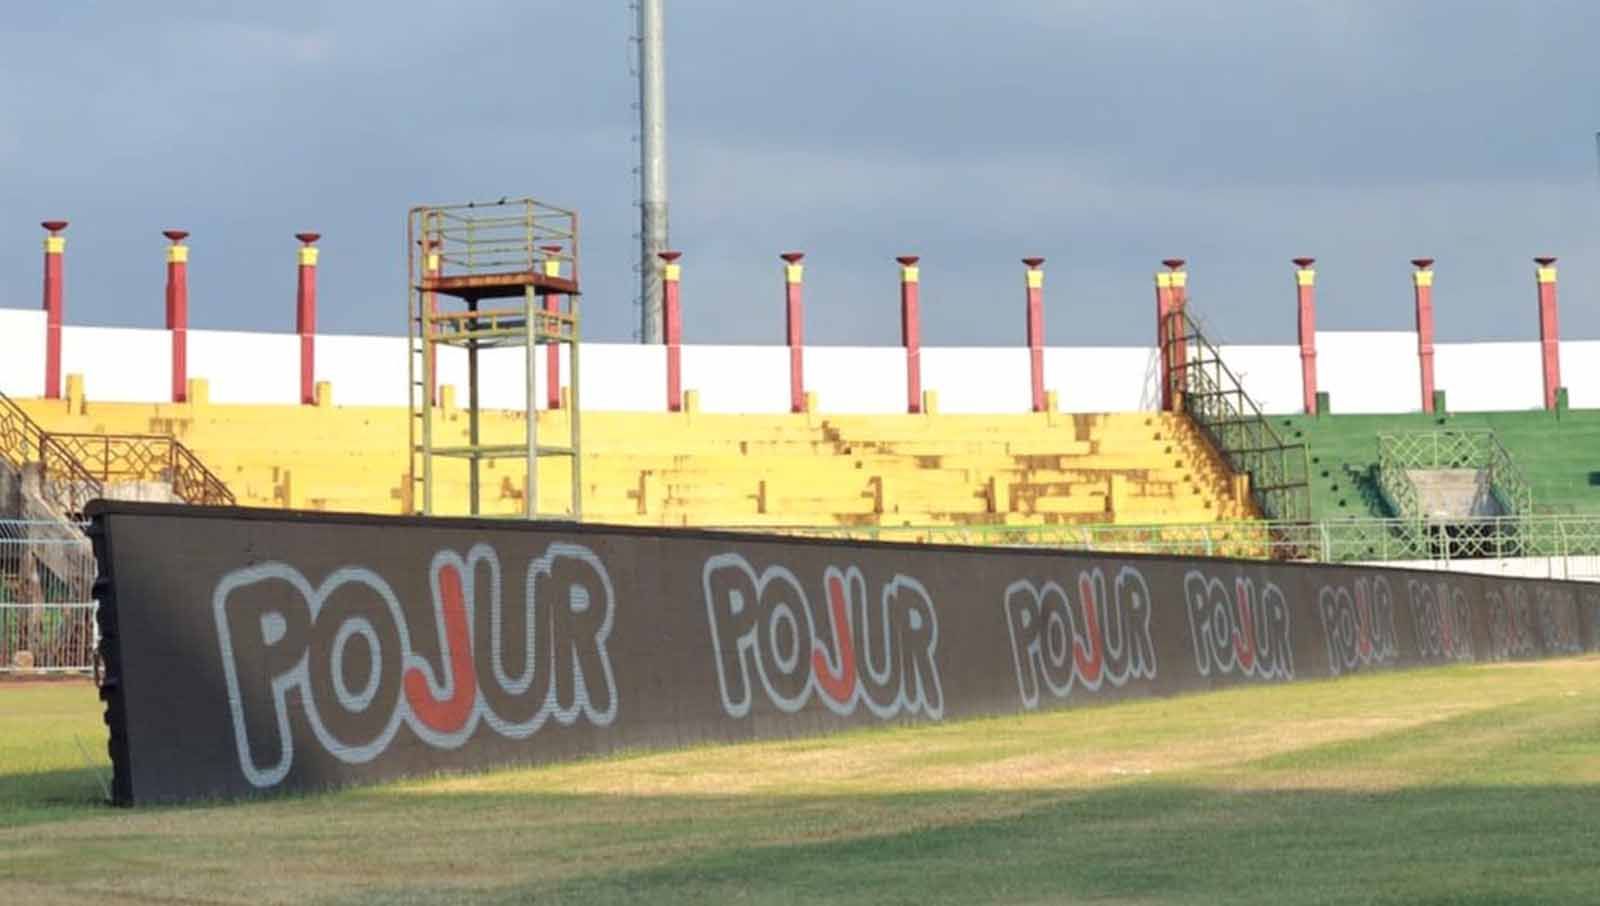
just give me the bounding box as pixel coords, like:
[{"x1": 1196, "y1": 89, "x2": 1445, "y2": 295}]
[{"x1": 90, "y1": 503, "x2": 1600, "y2": 804}]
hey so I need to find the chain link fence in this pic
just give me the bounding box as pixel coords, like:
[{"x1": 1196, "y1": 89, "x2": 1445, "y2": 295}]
[{"x1": 0, "y1": 519, "x2": 97, "y2": 673}]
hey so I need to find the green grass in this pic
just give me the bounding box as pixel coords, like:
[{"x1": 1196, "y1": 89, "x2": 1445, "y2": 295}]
[
  {"x1": 4, "y1": 661, "x2": 1600, "y2": 904},
  {"x1": 0, "y1": 680, "x2": 109, "y2": 828}
]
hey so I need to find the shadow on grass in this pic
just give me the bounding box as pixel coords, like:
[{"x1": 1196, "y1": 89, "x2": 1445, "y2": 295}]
[
  {"x1": 3, "y1": 702, "x2": 1598, "y2": 904},
  {"x1": 0, "y1": 767, "x2": 109, "y2": 828},
  {"x1": 323, "y1": 781, "x2": 1600, "y2": 906}
]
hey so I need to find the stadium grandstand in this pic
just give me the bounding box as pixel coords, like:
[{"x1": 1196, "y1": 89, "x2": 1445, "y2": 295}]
[{"x1": 3, "y1": 217, "x2": 1599, "y2": 673}]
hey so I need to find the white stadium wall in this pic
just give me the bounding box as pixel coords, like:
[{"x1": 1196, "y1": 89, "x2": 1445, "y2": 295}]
[
  {"x1": 187, "y1": 330, "x2": 301, "y2": 405},
  {"x1": 1556, "y1": 340, "x2": 1600, "y2": 410},
  {"x1": 1043, "y1": 347, "x2": 1157, "y2": 412},
  {"x1": 921, "y1": 348, "x2": 1031, "y2": 414},
  {"x1": 1316, "y1": 332, "x2": 1424, "y2": 414},
  {"x1": 1216, "y1": 345, "x2": 1302, "y2": 416},
  {"x1": 0, "y1": 309, "x2": 46, "y2": 398},
  {"x1": 680, "y1": 345, "x2": 789, "y2": 414},
  {"x1": 1433, "y1": 341, "x2": 1545, "y2": 413},
  {"x1": 804, "y1": 347, "x2": 906, "y2": 414},
  {"x1": 60, "y1": 326, "x2": 171, "y2": 403},
  {"x1": 315, "y1": 334, "x2": 410, "y2": 407},
  {"x1": 1, "y1": 307, "x2": 1595, "y2": 415}
]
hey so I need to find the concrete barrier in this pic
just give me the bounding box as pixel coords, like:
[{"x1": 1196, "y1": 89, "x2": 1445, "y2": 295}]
[{"x1": 88, "y1": 502, "x2": 1600, "y2": 804}]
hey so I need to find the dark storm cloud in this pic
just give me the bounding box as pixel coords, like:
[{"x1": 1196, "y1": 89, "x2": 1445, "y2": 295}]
[{"x1": 2, "y1": 1, "x2": 1595, "y2": 348}]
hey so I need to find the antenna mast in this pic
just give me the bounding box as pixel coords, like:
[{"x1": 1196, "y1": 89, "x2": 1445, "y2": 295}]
[{"x1": 638, "y1": 0, "x2": 668, "y2": 344}]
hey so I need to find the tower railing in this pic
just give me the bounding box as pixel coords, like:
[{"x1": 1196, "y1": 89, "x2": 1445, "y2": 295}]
[{"x1": 1161, "y1": 308, "x2": 1313, "y2": 524}]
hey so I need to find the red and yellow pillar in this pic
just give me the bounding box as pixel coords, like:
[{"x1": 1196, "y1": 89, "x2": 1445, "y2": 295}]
[
  {"x1": 661, "y1": 251, "x2": 684, "y2": 412},
  {"x1": 1154, "y1": 268, "x2": 1174, "y2": 409},
  {"x1": 41, "y1": 221, "x2": 68, "y2": 400},
  {"x1": 1023, "y1": 258, "x2": 1046, "y2": 412},
  {"x1": 1411, "y1": 258, "x2": 1436, "y2": 413},
  {"x1": 295, "y1": 232, "x2": 320, "y2": 405},
  {"x1": 542, "y1": 245, "x2": 565, "y2": 410},
  {"x1": 1294, "y1": 257, "x2": 1318, "y2": 415},
  {"x1": 1166, "y1": 259, "x2": 1189, "y2": 312},
  {"x1": 1535, "y1": 256, "x2": 1561, "y2": 410},
  {"x1": 898, "y1": 256, "x2": 922, "y2": 413},
  {"x1": 164, "y1": 230, "x2": 191, "y2": 403},
  {"x1": 1158, "y1": 259, "x2": 1187, "y2": 410},
  {"x1": 782, "y1": 252, "x2": 806, "y2": 413}
]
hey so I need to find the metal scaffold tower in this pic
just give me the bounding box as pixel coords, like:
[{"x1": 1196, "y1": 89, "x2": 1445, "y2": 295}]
[{"x1": 407, "y1": 198, "x2": 582, "y2": 519}]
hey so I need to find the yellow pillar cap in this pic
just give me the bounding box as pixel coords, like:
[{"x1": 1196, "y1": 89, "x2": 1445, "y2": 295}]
[
  {"x1": 1537, "y1": 267, "x2": 1557, "y2": 284},
  {"x1": 1170, "y1": 272, "x2": 1188, "y2": 289},
  {"x1": 543, "y1": 260, "x2": 561, "y2": 278},
  {"x1": 167, "y1": 245, "x2": 189, "y2": 264},
  {"x1": 299, "y1": 247, "x2": 320, "y2": 267},
  {"x1": 901, "y1": 266, "x2": 919, "y2": 284},
  {"x1": 426, "y1": 252, "x2": 441, "y2": 273},
  {"x1": 1412, "y1": 270, "x2": 1433, "y2": 287},
  {"x1": 1026, "y1": 269, "x2": 1044, "y2": 290},
  {"x1": 785, "y1": 264, "x2": 804, "y2": 284},
  {"x1": 663, "y1": 263, "x2": 682, "y2": 281},
  {"x1": 1296, "y1": 269, "x2": 1317, "y2": 287},
  {"x1": 44, "y1": 236, "x2": 65, "y2": 254},
  {"x1": 1155, "y1": 272, "x2": 1172, "y2": 288}
]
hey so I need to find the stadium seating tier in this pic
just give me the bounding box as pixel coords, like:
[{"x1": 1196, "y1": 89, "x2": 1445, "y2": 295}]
[
  {"x1": 14, "y1": 395, "x2": 1256, "y2": 528},
  {"x1": 1279, "y1": 410, "x2": 1600, "y2": 520}
]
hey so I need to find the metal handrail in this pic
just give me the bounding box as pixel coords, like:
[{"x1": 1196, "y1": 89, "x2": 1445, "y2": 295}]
[
  {"x1": 170, "y1": 439, "x2": 236, "y2": 506},
  {"x1": 1482, "y1": 434, "x2": 1533, "y2": 514},
  {"x1": 1377, "y1": 430, "x2": 1532, "y2": 518},
  {"x1": 1, "y1": 387, "x2": 234, "y2": 513},
  {"x1": 46, "y1": 433, "x2": 235, "y2": 507},
  {"x1": 0, "y1": 389, "x2": 104, "y2": 517},
  {"x1": 1375, "y1": 450, "x2": 1421, "y2": 520},
  {"x1": 1160, "y1": 308, "x2": 1312, "y2": 522}
]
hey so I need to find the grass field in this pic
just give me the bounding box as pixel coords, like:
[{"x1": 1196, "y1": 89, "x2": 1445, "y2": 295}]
[{"x1": 3, "y1": 660, "x2": 1599, "y2": 904}]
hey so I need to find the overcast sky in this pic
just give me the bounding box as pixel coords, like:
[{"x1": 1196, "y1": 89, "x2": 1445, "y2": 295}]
[{"x1": 3, "y1": 1, "x2": 1597, "y2": 348}]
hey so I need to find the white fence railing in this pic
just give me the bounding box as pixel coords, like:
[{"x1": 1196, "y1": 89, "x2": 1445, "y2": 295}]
[
  {"x1": 1, "y1": 519, "x2": 97, "y2": 673},
  {"x1": 723, "y1": 515, "x2": 1600, "y2": 565},
  {"x1": 0, "y1": 602, "x2": 96, "y2": 672}
]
